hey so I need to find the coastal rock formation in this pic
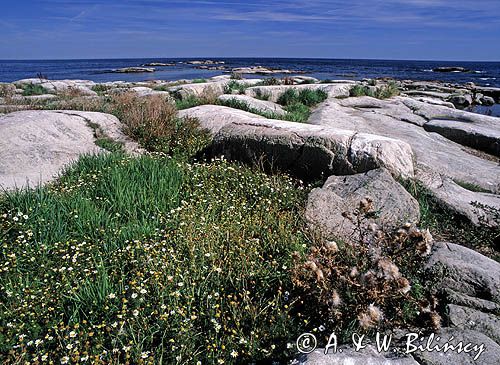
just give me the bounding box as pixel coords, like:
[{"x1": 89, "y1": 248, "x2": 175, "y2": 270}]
[
  {"x1": 187, "y1": 60, "x2": 225, "y2": 65},
  {"x1": 179, "y1": 105, "x2": 415, "y2": 179},
  {"x1": 169, "y1": 79, "x2": 262, "y2": 100},
  {"x1": 142, "y1": 62, "x2": 175, "y2": 67},
  {"x1": 432, "y1": 66, "x2": 470, "y2": 73},
  {"x1": 310, "y1": 96, "x2": 500, "y2": 226},
  {"x1": 0, "y1": 110, "x2": 140, "y2": 190},
  {"x1": 13, "y1": 79, "x2": 97, "y2": 96},
  {"x1": 427, "y1": 242, "x2": 500, "y2": 304},
  {"x1": 245, "y1": 83, "x2": 352, "y2": 103},
  {"x1": 217, "y1": 94, "x2": 286, "y2": 116},
  {"x1": 306, "y1": 168, "x2": 420, "y2": 243},
  {"x1": 422, "y1": 242, "x2": 500, "y2": 364},
  {"x1": 231, "y1": 66, "x2": 304, "y2": 75},
  {"x1": 109, "y1": 67, "x2": 155, "y2": 73}
]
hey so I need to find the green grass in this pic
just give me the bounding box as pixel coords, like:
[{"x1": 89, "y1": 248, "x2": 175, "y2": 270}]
[
  {"x1": 402, "y1": 179, "x2": 499, "y2": 261},
  {"x1": 0, "y1": 153, "x2": 311, "y2": 364},
  {"x1": 192, "y1": 79, "x2": 207, "y2": 84},
  {"x1": 254, "y1": 88, "x2": 271, "y2": 101},
  {"x1": 277, "y1": 88, "x2": 328, "y2": 107},
  {"x1": 224, "y1": 80, "x2": 248, "y2": 95},
  {"x1": 174, "y1": 95, "x2": 207, "y2": 110},
  {"x1": 218, "y1": 96, "x2": 312, "y2": 123},
  {"x1": 350, "y1": 82, "x2": 400, "y2": 99},
  {"x1": 21, "y1": 84, "x2": 48, "y2": 96},
  {"x1": 452, "y1": 179, "x2": 491, "y2": 193},
  {"x1": 91, "y1": 84, "x2": 111, "y2": 96}
]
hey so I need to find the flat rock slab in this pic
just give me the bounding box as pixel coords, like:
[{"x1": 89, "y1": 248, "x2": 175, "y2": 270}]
[
  {"x1": 179, "y1": 105, "x2": 415, "y2": 179},
  {"x1": 424, "y1": 119, "x2": 500, "y2": 157},
  {"x1": 0, "y1": 110, "x2": 140, "y2": 190},
  {"x1": 447, "y1": 304, "x2": 500, "y2": 344},
  {"x1": 217, "y1": 94, "x2": 286, "y2": 116},
  {"x1": 427, "y1": 242, "x2": 500, "y2": 304},
  {"x1": 306, "y1": 168, "x2": 420, "y2": 242},
  {"x1": 245, "y1": 84, "x2": 352, "y2": 103},
  {"x1": 416, "y1": 169, "x2": 500, "y2": 227}
]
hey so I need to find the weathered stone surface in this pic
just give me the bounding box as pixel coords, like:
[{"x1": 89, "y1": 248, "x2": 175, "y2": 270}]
[
  {"x1": 473, "y1": 86, "x2": 500, "y2": 102},
  {"x1": 479, "y1": 95, "x2": 495, "y2": 106},
  {"x1": 423, "y1": 118, "x2": 500, "y2": 156},
  {"x1": 412, "y1": 97, "x2": 456, "y2": 109},
  {"x1": 218, "y1": 94, "x2": 286, "y2": 116},
  {"x1": 245, "y1": 84, "x2": 352, "y2": 103},
  {"x1": 416, "y1": 170, "x2": 500, "y2": 227},
  {"x1": 448, "y1": 93, "x2": 473, "y2": 108},
  {"x1": 311, "y1": 97, "x2": 499, "y2": 191},
  {"x1": 179, "y1": 105, "x2": 415, "y2": 179},
  {"x1": 306, "y1": 168, "x2": 420, "y2": 241},
  {"x1": 0, "y1": 110, "x2": 141, "y2": 190},
  {"x1": 168, "y1": 81, "x2": 227, "y2": 100},
  {"x1": 13, "y1": 79, "x2": 97, "y2": 96},
  {"x1": 443, "y1": 289, "x2": 500, "y2": 313},
  {"x1": 405, "y1": 90, "x2": 452, "y2": 100},
  {"x1": 293, "y1": 345, "x2": 419, "y2": 365},
  {"x1": 447, "y1": 304, "x2": 500, "y2": 343},
  {"x1": 126, "y1": 87, "x2": 172, "y2": 99},
  {"x1": 410, "y1": 329, "x2": 500, "y2": 365},
  {"x1": 426, "y1": 242, "x2": 500, "y2": 304}
]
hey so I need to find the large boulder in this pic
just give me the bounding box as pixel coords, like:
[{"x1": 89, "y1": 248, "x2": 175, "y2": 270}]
[
  {"x1": 0, "y1": 110, "x2": 140, "y2": 190},
  {"x1": 179, "y1": 105, "x2": 415, "y2": 179},
  {"x1": 245, "y1": 84, "x2": 352, "y2": 103},
  {"x1": 217, "y1": 94, "x2": 286, "y2": 116},
  {"x1": 306, "y1": 168, "x2": 420, "y2": 242},
  {"x1": 168, "y1": 81, "x2": 227, "y2": 100}
]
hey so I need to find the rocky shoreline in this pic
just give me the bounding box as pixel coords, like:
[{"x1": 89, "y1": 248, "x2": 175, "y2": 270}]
[{"x1": 1, "y1": 73, "x2": 499, "y2": 364}]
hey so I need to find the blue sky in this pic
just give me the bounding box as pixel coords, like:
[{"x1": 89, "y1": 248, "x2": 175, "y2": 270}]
[{"x1": 1, "y1": 0, "x2": 499, "y2": 60}]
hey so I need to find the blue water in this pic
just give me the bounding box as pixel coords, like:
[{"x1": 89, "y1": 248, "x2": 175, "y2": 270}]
[{"x1": 0, "y1": 58, "x2": 499, "y2": 87}]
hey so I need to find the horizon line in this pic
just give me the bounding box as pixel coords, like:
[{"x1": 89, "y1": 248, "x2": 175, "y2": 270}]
[{"x1": 1, "y1": 56, "x2": 499, "y2": 63}]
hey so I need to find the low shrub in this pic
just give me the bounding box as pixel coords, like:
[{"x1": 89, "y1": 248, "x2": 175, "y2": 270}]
[
  {"x1": 111, "y1": 93, "x2": 211, "y2": 157},
  {"x1": 292, "y1": 199, "x2": 440, "y2": 343}
]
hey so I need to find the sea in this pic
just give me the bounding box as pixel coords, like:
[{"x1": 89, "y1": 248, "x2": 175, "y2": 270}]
[{"x1": 1, "y1": 58, "x2": 499, "y2": 115}]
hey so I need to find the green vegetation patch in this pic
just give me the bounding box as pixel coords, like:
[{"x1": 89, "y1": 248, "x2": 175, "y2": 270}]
[
  {"x1": 350, "y1": 81, "x2": 400, "y2": 99},
  {"x1": 277, "y1": 88, "x2": 328, "y2": 107},
  {"x1": 0, "y1": 153, "x2": 311, "y2": 364},
  {"x1": 21, "y1": 84, "x2": 49, "y2": 96},
  {"x1": 402, "y1": 180, "x2": 499, "y2": 261}
]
